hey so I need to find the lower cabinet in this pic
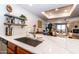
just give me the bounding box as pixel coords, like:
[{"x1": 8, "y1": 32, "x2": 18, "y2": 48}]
[
  {"x1": 7, "y1": 48, "x2": 15, "y2": 54},
  {"x1": 7, "y1": 42, "x2": 32, "y2": 54},
  {"x1": 16, "y1": 47, "x2": 32, "y2": 54}
]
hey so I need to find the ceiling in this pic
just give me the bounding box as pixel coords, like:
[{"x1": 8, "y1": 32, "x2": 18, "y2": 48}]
[
  {"x1": 71, "y1": 4, "x2": 79, "y2": 17},
  {"x1": 42, "y1": 4, "x2": 75, "y2": 19},
  {"x1": 18, "y1": 4, "x2": 69, "y2": 20}
]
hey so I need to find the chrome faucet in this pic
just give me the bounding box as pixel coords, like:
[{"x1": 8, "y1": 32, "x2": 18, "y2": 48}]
[
  {"x1": 29, "y1": 25, "x2": 36, "y2": 38},
  {"x1": 29, "y1": 31, "x2": 36, "y2": 38}
]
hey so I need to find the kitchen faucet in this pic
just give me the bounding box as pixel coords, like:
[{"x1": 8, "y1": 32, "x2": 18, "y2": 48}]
[
  {"x1": 29, "y1": 25, "x2": 36, "y2": 38},
  {"x1": 28, "y1": 25, "x2": 43, "y2": 41}
]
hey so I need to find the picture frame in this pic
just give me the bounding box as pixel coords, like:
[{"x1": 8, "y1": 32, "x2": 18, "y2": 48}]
[{"x1": 38, "y1": 20, "x2": 42, "y2": 28}]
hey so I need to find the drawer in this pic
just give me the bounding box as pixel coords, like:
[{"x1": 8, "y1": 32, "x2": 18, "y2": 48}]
[
  {"x1": 7, "y1": 48, "x2": 14, "y2": 54},
  {"x1": 16, "y1": 47, "x2": 32, "y2": 54},
  {"x1": 8, "y1": 42, "x2": 16, "y2": 51}
]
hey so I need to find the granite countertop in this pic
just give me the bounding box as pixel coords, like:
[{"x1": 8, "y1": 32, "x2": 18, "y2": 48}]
[{"x1": 1, "y1": 34, "x2": 79, "y2": 54}]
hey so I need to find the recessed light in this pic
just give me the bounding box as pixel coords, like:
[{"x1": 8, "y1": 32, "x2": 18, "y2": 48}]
[
  {"x1": 55, "y1": 8, "x2": 59, "y2": 11},
  {"x1": 64, "y1": 10, "x2": 67, "y2": 12},
  {"x1": 41, "y1": 12, "x2": 45, "y2": 14}
]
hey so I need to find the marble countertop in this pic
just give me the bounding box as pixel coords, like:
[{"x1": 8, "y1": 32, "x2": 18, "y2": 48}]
[{"x1": 1, "y1": 34, "x2": 79, "y2": 54}]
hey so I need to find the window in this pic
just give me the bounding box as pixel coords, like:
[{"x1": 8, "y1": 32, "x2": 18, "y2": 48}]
[{"x1": 57, "y1": 24, "x2": 66, "y2": 32}]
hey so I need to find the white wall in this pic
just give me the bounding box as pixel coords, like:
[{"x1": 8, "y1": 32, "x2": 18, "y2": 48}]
[
  {"x1": 0, "y1": 5, "x2": 7, "y2": 36},
  {"x1": 0, "y1": 4, "x2": 46, "y2": 37}
]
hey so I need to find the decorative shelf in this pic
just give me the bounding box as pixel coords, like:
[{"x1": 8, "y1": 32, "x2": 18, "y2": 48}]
[
  {"x1": 4, "y1": 14, "x2": 25, "y2": 20},
  {"x1": 4, "y1": 14, "x2": 27, "y2": 28},
  {"x1": 4, "y1": 23, "x2": 27, "y2": 28},
  {"x1": 4, "y1": 23, "x2": 27, "y2": 26},
  {"x1": 4, "y1": 14, "x2": 27, "y2": 36}
]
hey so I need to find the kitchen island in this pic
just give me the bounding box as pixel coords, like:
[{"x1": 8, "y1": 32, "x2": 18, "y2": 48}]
[{"x1": 1, "y1": 34, "x2": 79, "y2": 54}]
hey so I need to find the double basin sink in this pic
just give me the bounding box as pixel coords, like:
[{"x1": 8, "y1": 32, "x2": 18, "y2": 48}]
[{"x1": 15, "y1": 37, "x2": 43, "y2": 47}]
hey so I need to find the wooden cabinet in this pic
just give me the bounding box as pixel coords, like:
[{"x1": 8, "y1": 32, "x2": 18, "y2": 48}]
[
  {"x1": 7, "y1": 42, "x2": 32, "y2": 54},
  {"x1": 7, "y1": 48, "x2": 14, "y2": 54},
  {"x1": 7, "y1": 42, "x2": 16, "y2": 54},
  {"x1": 8, "y1": 42, "x2": 16, "y2": 51},
  {"x1": 16, "y1": 47, "x2": 32, "y2": 54}
]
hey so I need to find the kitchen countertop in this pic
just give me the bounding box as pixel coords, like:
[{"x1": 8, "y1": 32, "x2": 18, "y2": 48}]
[{"x1": 1, "y1": 34, "x2": 79, "y2": 54}]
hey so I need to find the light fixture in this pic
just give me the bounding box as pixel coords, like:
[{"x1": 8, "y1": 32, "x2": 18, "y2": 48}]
[
  {"x1": 41, "y1": 12, "x2": 45, "y2": 14},
  {"x1": 64, "y1": 10, "x2": 67, "y2": 12},
  {"x1": 55, "y1": 8, "x2": 59, "y2": 11}
]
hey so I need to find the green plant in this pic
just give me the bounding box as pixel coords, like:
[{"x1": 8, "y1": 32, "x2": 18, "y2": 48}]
[
  {"x1": 48, "y1": 23, "x2": 52, "y2": 32},
  {"x1": 20, "y1": 14, "x2": 27, "y2": 21}
]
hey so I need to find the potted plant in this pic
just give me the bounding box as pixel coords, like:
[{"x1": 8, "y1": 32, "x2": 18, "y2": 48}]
[
  {"x1": 19, "y1": 14, "x2": 27, "y2": 24},
  {"x1": 48, "y1": 23, "x2": 52, "y2": 35}
]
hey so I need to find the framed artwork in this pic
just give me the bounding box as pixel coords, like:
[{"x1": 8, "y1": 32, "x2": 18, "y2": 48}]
[{"x1": 38, "y1": 20, "x2": 42, "y2": 28}]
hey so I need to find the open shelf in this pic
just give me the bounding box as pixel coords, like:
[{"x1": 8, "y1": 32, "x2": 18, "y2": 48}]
[
  {"x1": 4, "y1": 23, "x2": 27, "y2": 28},
  {"x1": 4, "y1": 14, "x2": 27, "y2": 28},
  {"x1": 4, "y1": 23, "x2": 27, "y2": 26},
  {"x1": 4, "y1": 14, "x2": 27, "y2": 36},
  {"x1": 4, "y1": 14, "x2": 25, "y2": 20}
]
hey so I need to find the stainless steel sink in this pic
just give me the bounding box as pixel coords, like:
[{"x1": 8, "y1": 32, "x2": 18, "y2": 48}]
[{"x1": 15, "y1": 37, "x2": 42, "y2": 47}]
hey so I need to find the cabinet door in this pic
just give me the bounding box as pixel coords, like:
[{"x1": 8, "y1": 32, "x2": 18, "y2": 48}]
[
  {"x1": 7, "y1": 42, "x2": 16, "y2": 54},
  {"x1": 16, "y1": 47, "x2": 32, "y2": 54},
  {"x1": 8, "y1": 42, "x2": 16, "y2": 51},
  {"x1": 7, "y1": 48, "x2": 14, "y2": 54}
]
